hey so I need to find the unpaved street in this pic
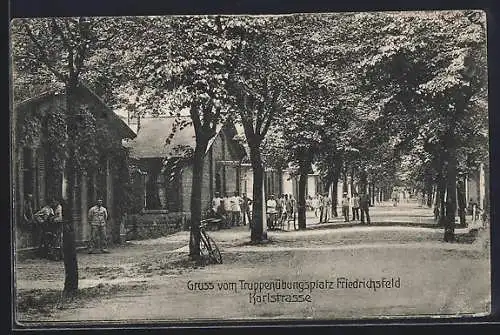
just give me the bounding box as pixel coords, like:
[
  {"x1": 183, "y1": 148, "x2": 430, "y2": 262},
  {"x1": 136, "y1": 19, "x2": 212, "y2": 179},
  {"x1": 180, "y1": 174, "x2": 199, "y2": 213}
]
[{"x1": 15, "y1": 204, "x2": 491, "y2": 324}]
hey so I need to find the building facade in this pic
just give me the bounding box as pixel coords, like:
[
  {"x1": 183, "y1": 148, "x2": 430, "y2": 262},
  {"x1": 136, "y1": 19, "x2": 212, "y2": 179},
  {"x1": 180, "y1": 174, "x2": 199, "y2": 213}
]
[
  {"x1": 13, "y1": 85, "x2": 136, "y2": 249},
  {"x1": 126, "y1": 117, "x2": 247, "y2": 217}
]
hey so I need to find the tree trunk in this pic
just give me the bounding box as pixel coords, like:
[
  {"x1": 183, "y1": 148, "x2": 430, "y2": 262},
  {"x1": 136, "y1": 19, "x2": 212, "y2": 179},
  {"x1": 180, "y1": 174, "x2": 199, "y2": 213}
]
[
  {"x1": 63, "y1": 86, "x2": 79, "y2": 296},
  {"x1": 188, "y1": 146, "x2": 206, "y2": 260},
  {"x1": 437, "y1": 179, "x2": 446, "y2": 226},
  {"x1": 425, "y1": 180, "x2": 433, "y2": 208},
  {"x1": 342, "y1": 169, "x2": 348, "y2": 193},
  {"x1": 62, "y1": 165, "x2": 78, "y2": 296},
  {"x1": 331, "y1": 179, "x2": 339, "y2": 218},
  {"x1": 297, "y1": 160, "x2": 310, "y2": 230},
  {"x1": 426, "y1": 191, "x2": 432, "y2": 208},
  {"x1": 331, "y1": 162, "x2": 341, "y2": 217},
  {"x1": 444, "y1": 145, "x2": 458, "y2": 242},
  {"x1": 350, "y1": 167, "x2": 355, "y2": 193},
  {"x1": 457, "y1": 177, "x2": 466, "y2": 226},
  {"x1": 249, "y1": 144, "x2": 266, "y2": 242},
  {"x1": 483, "y1": 163, "x2": 489, "y2": 220},
  {"x1": 359, "y1": 170, "x2": 368, "y2": 194}
]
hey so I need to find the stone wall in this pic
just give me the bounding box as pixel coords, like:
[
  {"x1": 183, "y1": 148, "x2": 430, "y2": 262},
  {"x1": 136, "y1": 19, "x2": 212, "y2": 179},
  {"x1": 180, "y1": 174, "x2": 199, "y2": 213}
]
[{"x1": 124, "y1": 211, "x2": 190, "y2": 240}]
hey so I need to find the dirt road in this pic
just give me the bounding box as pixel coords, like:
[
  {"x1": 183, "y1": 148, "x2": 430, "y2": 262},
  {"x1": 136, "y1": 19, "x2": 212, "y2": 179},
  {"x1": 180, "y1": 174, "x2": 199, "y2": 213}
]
[
  {"x1": 16, "y1": 227, "x2": 490, "y2": 324},
  {"x1": 15, "y1": 203, "x2": 490, "y2": 324}
]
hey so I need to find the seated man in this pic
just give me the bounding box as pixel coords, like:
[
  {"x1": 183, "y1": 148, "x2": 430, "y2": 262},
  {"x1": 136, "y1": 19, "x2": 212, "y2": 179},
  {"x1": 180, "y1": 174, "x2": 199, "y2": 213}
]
[
  {"x1": 210, "y1": 193, "x2": 223, "y2": 218},
  {"x1": 33, "y1": 202, "x2": 55, "y2": 256}
]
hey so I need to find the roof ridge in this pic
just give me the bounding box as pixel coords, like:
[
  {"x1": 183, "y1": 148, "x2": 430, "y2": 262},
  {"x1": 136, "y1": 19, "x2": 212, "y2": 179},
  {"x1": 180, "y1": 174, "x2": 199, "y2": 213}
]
[{"x1": 140, "y1": 115, "x2": 192, "y2": 119}]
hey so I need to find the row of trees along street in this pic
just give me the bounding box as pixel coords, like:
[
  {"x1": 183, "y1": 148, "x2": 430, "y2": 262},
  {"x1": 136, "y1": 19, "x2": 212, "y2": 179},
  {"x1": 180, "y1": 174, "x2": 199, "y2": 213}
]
[{"x1": 11, "y1": 11, "x2": 488, "y2": 297}]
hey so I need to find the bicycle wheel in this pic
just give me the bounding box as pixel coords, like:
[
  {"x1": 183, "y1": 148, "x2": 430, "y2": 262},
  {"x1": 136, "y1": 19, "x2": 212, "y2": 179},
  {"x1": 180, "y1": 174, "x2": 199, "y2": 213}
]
[
  {"x1": 48, "y1": 247, "x2": 62, "y2": 261},
  {"x1": 199, "y1": 231, "x2": 212, "y2": 259},
  {"x1": 206, "y1": 235, "x2": 222, "y2": 264}
]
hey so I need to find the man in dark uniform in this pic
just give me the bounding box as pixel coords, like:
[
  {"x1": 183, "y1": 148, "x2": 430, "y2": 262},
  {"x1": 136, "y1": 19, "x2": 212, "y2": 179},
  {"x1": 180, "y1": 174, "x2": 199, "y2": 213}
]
[
  {"x1": 359, "y1": 191, "x2": 371, "y2": 225},
  {"x1": 241, "y1": 193, "x2": 252, "y2": 227}
]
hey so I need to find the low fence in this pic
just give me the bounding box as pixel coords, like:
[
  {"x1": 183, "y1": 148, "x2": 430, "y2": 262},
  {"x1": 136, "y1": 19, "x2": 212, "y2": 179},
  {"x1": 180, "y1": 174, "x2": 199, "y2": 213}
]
[{"x1": 124, "y1": 210, "x2": 191, "y2": 241}]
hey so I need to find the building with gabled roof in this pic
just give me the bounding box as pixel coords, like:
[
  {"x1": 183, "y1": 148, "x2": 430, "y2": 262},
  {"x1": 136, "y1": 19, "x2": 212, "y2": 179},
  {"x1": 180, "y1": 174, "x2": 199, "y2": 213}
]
[
  {"x1": 124, "y1": 116, "x2": 247, "y2": 215},
  {"x1": 12, "y1": 84, "x2": 136, "y2": 249}
]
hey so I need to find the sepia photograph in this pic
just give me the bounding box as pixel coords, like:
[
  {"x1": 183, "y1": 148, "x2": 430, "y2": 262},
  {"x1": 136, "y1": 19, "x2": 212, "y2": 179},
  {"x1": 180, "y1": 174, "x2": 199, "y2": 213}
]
[{"x1": 10, "y1": 10, "x2": 490, "y2": 326}]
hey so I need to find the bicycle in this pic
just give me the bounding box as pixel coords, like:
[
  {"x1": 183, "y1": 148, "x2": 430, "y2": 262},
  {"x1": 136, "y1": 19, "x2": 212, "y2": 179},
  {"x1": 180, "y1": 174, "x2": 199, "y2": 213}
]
[
  {"x1": 199, "y1": 219, "x2": 223, "y2": 264},
  {"x1": 40, "y1": 220, "x2": 63, "y2": 261}
]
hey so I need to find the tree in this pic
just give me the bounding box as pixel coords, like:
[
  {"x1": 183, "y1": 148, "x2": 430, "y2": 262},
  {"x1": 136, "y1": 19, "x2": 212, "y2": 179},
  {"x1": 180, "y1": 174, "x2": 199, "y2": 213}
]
[
  {"x1": 276, "y1": 13, "x2": 376, "y2": 228},
  {"x1": 358, "y1": 10, "x2": 487, "y2": 241},
  {"x1": 11, "y1": 17, "x2": 134, "y2": 297},
  {"x1": 225, "y1": 16, "x2": 287, "y2": 242},
  {"x1": 123, "y1": 16, "x2": 242, "y2": 260},
  {"x1": 12, "y1": 17, "x2": 93, "y2": 297}
]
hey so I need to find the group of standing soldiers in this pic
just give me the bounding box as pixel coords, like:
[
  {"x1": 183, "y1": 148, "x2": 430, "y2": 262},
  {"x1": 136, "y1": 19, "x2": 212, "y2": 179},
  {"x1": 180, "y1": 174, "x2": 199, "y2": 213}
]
[
  {"x1": 23, "y1": 195, "x2": 64, "y2": 257},
  {"x1": 266, "y1": 194, "x2": 296, "y2": 229},
  {"x1": 210, "y1": 191, "x2": 252, "y2": 228},
  {"x1": 22, "y1": 193, "x2": 111, "y2": 257},
  {"x1": 307, "y1": 193, "x2": 332, "y2": 223},
  {"x1": 306, "y1": 191, "x2": 371, "y2": 224},
  {"x1": 341, "y1": 191, "x2": 371, "y2": 224}
]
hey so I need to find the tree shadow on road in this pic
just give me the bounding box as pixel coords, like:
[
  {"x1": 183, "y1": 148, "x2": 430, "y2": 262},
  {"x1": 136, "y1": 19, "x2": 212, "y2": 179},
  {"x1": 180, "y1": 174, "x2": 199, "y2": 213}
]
[
  {"x1": 306, "y1": 221, "x2": 467, "y2": 231},
  {"x1": 16, "y1": 282, "x2": 150, "y2": 323}
]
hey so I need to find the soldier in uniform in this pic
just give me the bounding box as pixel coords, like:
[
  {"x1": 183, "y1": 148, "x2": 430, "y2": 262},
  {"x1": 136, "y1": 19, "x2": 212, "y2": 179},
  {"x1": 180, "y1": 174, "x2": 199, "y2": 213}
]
[
  {"x1": 88, "y1": 199, "x2": 109, "y2": 254},
  {"x1": 359, "y1": 191, "x2": 371, "y2": 225}
]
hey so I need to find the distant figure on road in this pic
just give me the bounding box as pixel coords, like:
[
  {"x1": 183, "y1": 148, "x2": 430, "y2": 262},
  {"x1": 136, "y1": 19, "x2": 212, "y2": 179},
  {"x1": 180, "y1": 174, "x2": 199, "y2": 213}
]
[
  {"x1": 467, "y1": 198, "x2": 477, "y2": 216},
  {"x1": 341, "y1": 193, "x2": 350, "y2": 222},
  {"x1": 416, "y1": 192, "x2": 423, "y2": 208},
  {"x1": 88, "y1": 199, "x2": 109, "y2": 254},
  {"x1": 352, "y1": 192, "x2": 360, "y2": 221},
  {"x1": 359, "y1": 192, "x2": 371, "y2": 224},
  {"x1": 433, "y1": 201, "x2": 440, "y2": 222},
  {"x1": 391, "y1": 190, "x2": 399, "y2": 207}
]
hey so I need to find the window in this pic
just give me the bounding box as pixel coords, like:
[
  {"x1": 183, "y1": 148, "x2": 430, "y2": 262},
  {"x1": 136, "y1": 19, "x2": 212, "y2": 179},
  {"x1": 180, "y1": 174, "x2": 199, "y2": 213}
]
[
  {"x1": 87, "y1": 172, "x2": 96, "y2": 204},
  {"x1": 165, "y1": 169, "x2": 182, "y2": 212},
  {"x1": 215, "y1": 173, "x2": 222, "y2": 194},
  {"x1": 96, "y1": 156, "x2": 108, "y2": 202},
  {"x1": 23, "y1": 147, "x2": 34, "y2": 196},
  {"x1": 22, "y1": 147, "x2": 40, "y2": 211},
  {"x1": 145, "y1": 172, "x2": 160, "y2": 210}
]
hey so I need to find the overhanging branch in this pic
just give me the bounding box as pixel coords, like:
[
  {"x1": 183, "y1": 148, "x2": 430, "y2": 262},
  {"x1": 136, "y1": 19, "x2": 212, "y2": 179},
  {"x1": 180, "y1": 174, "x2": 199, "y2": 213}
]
[{"x1": 22, "y1": 21, "x2": 68, "y2": 82}]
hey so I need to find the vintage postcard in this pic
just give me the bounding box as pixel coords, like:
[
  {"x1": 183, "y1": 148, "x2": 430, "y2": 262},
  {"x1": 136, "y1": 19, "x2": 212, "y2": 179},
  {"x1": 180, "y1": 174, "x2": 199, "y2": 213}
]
[{"x1": 10, "y1": 10, "x2": 490, "y2": 327}]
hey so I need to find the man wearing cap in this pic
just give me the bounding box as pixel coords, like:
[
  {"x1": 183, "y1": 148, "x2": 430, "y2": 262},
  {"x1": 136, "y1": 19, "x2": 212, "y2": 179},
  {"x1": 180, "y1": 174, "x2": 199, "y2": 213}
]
[{"x1": 88, "y1": 199, "x2": 109, "y2": 253}]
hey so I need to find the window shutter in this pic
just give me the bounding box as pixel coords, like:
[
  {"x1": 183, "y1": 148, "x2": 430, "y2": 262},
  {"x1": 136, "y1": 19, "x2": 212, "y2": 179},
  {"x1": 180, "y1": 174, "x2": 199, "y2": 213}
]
[{"x1": 37, "y1": 148, "x2": 46, "y2": 206}]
